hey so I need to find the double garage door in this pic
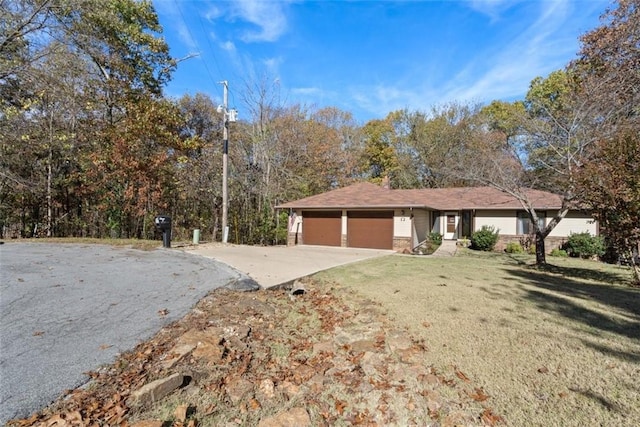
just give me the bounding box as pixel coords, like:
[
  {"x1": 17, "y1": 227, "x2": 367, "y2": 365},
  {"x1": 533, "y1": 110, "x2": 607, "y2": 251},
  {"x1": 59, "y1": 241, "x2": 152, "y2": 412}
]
[{"x1": 302, "y1": 210, "x2": 393, "y2": 249}]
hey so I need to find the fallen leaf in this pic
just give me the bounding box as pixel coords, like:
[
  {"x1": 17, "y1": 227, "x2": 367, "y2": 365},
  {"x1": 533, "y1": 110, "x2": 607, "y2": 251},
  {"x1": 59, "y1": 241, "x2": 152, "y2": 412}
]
[
  {"x1": 468, "y1": 387, "x2": 490, "y2": 402},
  {"x1": 99, "y1": 344, "x2": 113, "y2": 350},
  {"x1": 558, "y1": 392, "x2": 568, "y2": 398},
  {"x1": 174, "y1": 404, "x2": 188, "y2": 422},
  {"x1": 45, "y1": 414, "x2": 65, "y2": 426},
  {"x1": 335, "y1": 399, "x2": 346, "y2": 415},
  {"x1": 202, "y1": 403, "x2": 216, "y2": 415},
  {"x1": 537, "y1": 366, "x2": 549, "y2": 374},
  {"x1": 422, "y1": 321, "x2": 431, "y2": 328},
  {"x1": 66, "y1": 410, "x2": 83, "y2": 423},
  {"x1": 454, "y1": 366, "x2": 471, "y2": 382},
  {"x1": 249, "y1": 399, "x2": 261, "y2": 410},
  {"x1": 158, "y1": 308, "x2": 169, "y2": 317},
  {"x1": 33, "y1": 331, "x2": 44, "y2": 336},
  {"x1": 480, "y1": 408, "x2": 504, "y2": 426}
]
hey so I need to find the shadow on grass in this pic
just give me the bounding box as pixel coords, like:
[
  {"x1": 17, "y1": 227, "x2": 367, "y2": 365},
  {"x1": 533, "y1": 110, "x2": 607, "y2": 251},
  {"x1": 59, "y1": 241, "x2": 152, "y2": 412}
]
[
  {"x1": 582, "y1": 339, "x2": 640, "y2": 363},
  {"x1": 536, "y1": 262, "x2": 633, "y2": 286},
  {"x1": 505, "y1": 267, "x2": 640, "y2": 342}
]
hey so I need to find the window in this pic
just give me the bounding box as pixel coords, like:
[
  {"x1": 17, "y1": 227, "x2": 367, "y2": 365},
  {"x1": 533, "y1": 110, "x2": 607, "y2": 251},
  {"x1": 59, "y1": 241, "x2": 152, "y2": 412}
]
[{"x1": 517, "y1": 211, "x2": 545, "y2": 235}]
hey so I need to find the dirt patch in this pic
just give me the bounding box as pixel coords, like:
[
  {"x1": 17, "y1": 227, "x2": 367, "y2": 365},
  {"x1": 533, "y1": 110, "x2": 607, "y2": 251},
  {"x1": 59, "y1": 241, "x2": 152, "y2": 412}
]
[{"x1": 8, "y1": 280, "x2": 502, "y2": 426}]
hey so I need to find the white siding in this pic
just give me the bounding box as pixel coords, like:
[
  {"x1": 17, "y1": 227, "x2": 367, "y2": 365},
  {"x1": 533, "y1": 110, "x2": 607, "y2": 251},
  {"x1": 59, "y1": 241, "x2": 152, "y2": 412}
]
[
  {"x1": 341, "y1": 210, "x2": 347, "y2": 234},
  {"x1": 394, "y1": 209, "x2": 412, "y2": 238},
  {"x1": 548, "y1": 212, "x2": 597, "y2": 237},
  {"x1": 475, "y1": 210, "x2": 517, "y2": 235}
]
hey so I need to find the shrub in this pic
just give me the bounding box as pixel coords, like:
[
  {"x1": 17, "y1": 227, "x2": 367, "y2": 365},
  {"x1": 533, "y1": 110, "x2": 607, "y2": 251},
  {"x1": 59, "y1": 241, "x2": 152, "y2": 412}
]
[
  {"x1": 471, "y1": 226, "x2": 500, "y2": 251},
  {"x1": 505, "y1": 242, "x2": 524, "y2": 254},
  {"x1": 563, "y1": 232, "x2": 605, "y2": 259},
  {"x1": 416, "y1": 232, "x2": 443, "y2": 255},
  {"x1": 550, "y1": 248, "x2": 568, "y2": 257},
  {"x1": 428, "y1": 232, "x2": 443, "y2": 245},
  {"x1": 528, "y1": 243, "x2": 536, "y2": 255}
]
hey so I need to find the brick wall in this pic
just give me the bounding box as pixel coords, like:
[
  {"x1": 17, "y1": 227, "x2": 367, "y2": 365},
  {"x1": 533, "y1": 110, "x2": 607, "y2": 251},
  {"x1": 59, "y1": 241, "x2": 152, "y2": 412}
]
[
  {"x1": 393, "y1": 236, "x2": 412, "y2": 252},
  {"x1": 495, "y1": 235, "x2": 566, "y2": 253}
]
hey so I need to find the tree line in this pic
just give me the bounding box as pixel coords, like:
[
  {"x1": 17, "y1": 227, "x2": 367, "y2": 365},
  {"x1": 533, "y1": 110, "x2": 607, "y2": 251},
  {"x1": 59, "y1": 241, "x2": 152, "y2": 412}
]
[{"x1": 1, "y1": 0, "x2": 638, "y2": 280}]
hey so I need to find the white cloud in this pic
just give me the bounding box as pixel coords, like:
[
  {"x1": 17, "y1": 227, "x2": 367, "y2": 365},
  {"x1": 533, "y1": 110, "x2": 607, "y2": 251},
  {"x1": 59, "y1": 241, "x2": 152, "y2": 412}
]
[
  {"x1": 262, "y1": 57, "x2": 283, "y2": 75},
  {"x1": 220, "y1": 41, "x2": 236, "y2": 52},
  {"x1": 292, "y1": 87, "x2": 322, "y2": 96},
  {"x1": 153, "y1": 0, "x2": 199, "y2": 51},
  {"x1": 468, "y1": 0, "x2": 522, "y2": 21},
  {"x1": 443, "y1": 0, "x2": 574, "y2": 102},
  {"x1": 229, "y1": 0, "x2": 292, "y2": 42},
  {"x1": 345, "y1": 0, "x2": 604, "y2": 120}
]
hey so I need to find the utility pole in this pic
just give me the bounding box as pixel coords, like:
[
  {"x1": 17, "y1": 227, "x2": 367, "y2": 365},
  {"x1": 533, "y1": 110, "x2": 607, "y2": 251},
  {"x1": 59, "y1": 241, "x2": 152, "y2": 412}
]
[{"x1": 218, "y1": 81, "x2": 237, "y2": 243}]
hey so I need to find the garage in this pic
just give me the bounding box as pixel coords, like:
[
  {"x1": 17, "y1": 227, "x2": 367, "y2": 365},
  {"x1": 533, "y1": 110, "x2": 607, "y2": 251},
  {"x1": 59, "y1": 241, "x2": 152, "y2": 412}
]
[
  {"x1": 347, "y1": 211, "x2": 393, "y2": 249},
  {"x1": 302, "y1": 211, "x2": 342, "y2": 246}
]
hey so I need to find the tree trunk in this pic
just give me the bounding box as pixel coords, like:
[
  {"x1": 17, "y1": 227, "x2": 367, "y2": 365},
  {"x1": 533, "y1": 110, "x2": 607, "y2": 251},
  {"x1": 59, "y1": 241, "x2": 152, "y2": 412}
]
[
  {"x1": 628, "y1": 248, "x2": 640, "y2": 286},
  {"x1": 535, "y1": 232, "x2": 546, "y2": 265}
]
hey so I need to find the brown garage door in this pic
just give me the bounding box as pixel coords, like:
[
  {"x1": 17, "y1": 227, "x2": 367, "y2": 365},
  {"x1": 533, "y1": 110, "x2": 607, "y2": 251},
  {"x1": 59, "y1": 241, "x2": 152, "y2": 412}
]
[
  {"x1": 347, "y1": 211, "x2": 393, "y2": 249},
  {"x1": 302, "y1": 211, "x2": 342, "y2": 246}
]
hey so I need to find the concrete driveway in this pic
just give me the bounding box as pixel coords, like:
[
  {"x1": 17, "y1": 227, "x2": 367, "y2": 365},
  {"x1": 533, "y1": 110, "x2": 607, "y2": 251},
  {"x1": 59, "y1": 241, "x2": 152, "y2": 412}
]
[
  {"x1": 0, "y1": 242, "x2": 249, "y2": 424},
  {"x1": 184, "y1": 244, "x2": 395, "y2": 288}
]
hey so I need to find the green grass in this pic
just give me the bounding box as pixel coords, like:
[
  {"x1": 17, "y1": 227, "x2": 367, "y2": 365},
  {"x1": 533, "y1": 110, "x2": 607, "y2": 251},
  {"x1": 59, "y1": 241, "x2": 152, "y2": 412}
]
[{"x1": 314, "y1": 250, "x2": 640, "y2": 426}]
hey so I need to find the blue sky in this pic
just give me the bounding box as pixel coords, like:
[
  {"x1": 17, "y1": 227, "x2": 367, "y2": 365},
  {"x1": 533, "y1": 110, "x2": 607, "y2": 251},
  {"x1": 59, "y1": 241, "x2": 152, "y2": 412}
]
[{"x1": 153, "y1": 0, "x2": 609, "y2": 123}]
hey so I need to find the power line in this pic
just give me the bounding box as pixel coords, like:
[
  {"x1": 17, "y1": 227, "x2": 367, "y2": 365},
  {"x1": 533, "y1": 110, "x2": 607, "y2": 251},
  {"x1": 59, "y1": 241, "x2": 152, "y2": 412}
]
[{"x1": 172, "y1": 0, "x2": 223, "y2": 101}]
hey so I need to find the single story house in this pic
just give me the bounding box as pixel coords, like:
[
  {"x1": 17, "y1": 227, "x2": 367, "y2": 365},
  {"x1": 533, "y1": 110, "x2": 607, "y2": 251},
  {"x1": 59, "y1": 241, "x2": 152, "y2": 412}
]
[{"x1": 276, "y1": 182, "x2": 597, "y2": 252}]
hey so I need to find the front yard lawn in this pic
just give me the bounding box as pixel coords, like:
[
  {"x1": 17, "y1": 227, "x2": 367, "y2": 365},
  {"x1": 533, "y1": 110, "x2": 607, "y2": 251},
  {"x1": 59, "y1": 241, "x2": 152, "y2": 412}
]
[{"x1": 315, "y1": 249, "x2": 640, "y2": 426}]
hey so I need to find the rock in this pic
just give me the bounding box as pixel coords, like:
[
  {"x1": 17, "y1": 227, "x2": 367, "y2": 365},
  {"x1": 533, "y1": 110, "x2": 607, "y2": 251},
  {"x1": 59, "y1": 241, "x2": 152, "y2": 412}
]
[
  {"x1": 360, "y1": 351, "x2": 387, "y2": 378},
  {"x1": 350, "y1": 339, "x2": 378, "y2": 353},
  {"x1": 423, "y1": 390, "x2": 442, "y2": 413},
  {"x1": 128, "y1": 373, "x2": 184, "y2": 407},
  {"x1": 305, "y1": 373, "x2": 326, "y2": 394},
  {"x1": 174, "y1": 404, "x2": 189, "y2": 422},
  {"x1": 333, "y1": 323, "x2": 383, "y2": 345},
  {"x1": 292, "y1": 364, "x2": 315, "y2": 384},
  {"x1": 277, "y1": 381, "x2": 300, "y2": 400},
  {"x1": 160, "y1": 343, "x2": 197, "y2": 369},
  {"x1": 222, "y1": 325, "x2": 251, "y2": 340},
  {"x1": 258, "y1": 407, "x2": 311, "y2": 427},
  {"x1": 176, "y1": 328, "x2": 224, "y2": 364},
  {"x1": 312, "y1": 340, "x2": 333, "y2": 354},
  {"x1": 386, "y1": 331, "x2": 413, "y2": 352},
  {"x1": 225, "y1": 276, "x2": 261, "y2": 291},
  {"x1": 225, "y1": 377, "x2": 254, "y2": 404},
  {"x1": 397, "y1": 346, "x2": 422, "y2": 364},
  {"x1": 424, "y1": 373, "x2": 440, "y2": 385},
  {"x1": 257, "y1": 378, "x2": 276, "y2": 400}
]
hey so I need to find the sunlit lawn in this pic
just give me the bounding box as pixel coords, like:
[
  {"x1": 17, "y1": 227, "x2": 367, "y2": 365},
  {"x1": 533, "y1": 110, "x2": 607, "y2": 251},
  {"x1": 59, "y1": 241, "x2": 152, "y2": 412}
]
[{"x1": 315, "y1": 249, "x2": 640, "y2": 426}]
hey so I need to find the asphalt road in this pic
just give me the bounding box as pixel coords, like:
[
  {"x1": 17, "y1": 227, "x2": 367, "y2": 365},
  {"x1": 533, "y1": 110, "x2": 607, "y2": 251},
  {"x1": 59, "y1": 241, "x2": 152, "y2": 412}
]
[{"x1": 0, "y1": 242, "x2": 252, "y2": 424}]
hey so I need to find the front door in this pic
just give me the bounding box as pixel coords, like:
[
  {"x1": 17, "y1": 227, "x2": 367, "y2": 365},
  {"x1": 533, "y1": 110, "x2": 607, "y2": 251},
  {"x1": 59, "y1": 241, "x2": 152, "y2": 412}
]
[{"x1": 444, "y1": 212, "x2": 458, "y2": 240}]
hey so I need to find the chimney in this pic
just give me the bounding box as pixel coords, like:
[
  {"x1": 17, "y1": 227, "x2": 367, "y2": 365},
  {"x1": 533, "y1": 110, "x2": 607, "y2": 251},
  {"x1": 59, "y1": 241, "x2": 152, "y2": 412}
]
[{"x1": 381, "y1": 175, "x2": 390, "y2": 190}]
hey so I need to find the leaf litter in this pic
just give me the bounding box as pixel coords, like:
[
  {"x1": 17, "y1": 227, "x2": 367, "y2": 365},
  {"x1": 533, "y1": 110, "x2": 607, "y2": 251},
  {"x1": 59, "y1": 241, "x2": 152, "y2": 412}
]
[{"x1": 7, "y1": 279, "x2": 503, "y2": 426}]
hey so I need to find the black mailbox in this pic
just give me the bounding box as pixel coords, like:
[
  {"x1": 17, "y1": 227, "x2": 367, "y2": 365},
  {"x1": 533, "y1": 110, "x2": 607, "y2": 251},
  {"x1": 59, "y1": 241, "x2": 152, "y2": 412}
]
[{"x1": 154, "y1": 216, "x2": 172, "y2": 248}]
